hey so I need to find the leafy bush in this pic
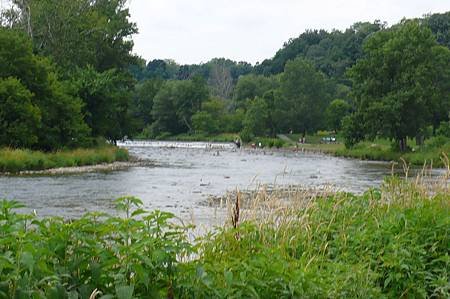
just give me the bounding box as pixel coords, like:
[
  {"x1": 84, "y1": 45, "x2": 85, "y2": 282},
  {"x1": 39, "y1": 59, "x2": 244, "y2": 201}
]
[
  {"x1": 436, "y1": 121, "x2": 450, "y2": 138},
  {"x1": 1, "y1": 178, "x2": 448, "y2": 298},
  {"x1": 425, "y1": 135, "x2": 449, "y2": 149},
  {"x1": 239, "y1": 128, "x2": 253, "y2": 143},
  {"x1": 0, "y1": 197, "x2": 194, "y2": 298}
]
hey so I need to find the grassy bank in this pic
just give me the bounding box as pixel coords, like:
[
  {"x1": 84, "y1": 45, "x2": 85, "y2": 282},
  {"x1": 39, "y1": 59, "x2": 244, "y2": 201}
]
[
  {"x1": 0, "y1": 174, "x2": 448, "y2": 298},
  {"x1": 283, "y1": 133, "x2": 450, "y2": 167},
  {"x1": 0, "y1": 146, "x2": 129, "y2": 173},
  {"x1": 335, "y1": 137, "x2": 450, "y2": 167}
]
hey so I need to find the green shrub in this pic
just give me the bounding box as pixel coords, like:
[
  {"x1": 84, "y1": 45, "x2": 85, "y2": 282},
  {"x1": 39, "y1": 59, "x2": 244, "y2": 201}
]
[
  {"x1": 0, "y1": 197, "x2": 193, "y2": 298},
  {"x1": 425, "y1": 135, "x2": 449, "y2": 149},
  {"x1": 239, "y1": 128, "x2": 253, "y2": 143},
  {"x1": 0, "y1": 179, "x2": 448, "y2": 298},
  {"x1": 436, "y1": 121, "x2": 450, "y2": 138}
]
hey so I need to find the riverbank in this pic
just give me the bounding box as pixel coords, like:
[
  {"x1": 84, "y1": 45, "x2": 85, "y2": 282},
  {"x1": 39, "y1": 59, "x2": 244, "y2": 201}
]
[
  {"x1": 0, "y1": 146, "x2": 129, "y2": 174},
  {"x1": 281, "y1": 134, "x2": 450, "y2": 167},
  {"x1": 0, "y1": 175, "x2": 448, "y2": 298}
]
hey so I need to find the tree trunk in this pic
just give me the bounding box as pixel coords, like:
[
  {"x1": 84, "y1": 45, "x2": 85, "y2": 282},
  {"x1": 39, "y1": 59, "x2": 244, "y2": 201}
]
[{"x1": 399, "y1": 137, "x2": 407, "y2": 152}]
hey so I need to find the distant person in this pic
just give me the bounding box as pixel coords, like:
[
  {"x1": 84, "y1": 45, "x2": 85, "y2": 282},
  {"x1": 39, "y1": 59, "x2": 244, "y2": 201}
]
[{"x1": 235, "y1": 139, "x2": 241, "y2": 149}]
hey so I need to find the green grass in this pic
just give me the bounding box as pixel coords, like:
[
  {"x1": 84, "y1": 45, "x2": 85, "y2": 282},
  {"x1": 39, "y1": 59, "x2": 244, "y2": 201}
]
[
  {"x1": 0, "y1": 146, "x2": 129, "y2": 173},
  {"x1": 179, "y1": 178, "x2": 449, "y2": 298},
  {"x1": 0, "y1": 176, "x2": 448, "y2": 298},
  {"x1": 283, "y1": 132, "x2": 450, "y2": 167},
  {"x1": 335, "y1": 137, "x2": 450, "y2": 167}
]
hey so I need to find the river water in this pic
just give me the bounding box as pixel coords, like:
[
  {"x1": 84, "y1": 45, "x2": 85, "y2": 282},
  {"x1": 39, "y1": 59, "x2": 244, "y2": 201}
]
[{"x1": 0, "y1": 141, "x2": 442, "y2": 225}]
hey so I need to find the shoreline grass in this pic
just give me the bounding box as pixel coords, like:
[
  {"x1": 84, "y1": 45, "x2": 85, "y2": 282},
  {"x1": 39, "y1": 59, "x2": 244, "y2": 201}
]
[
  {"x1": 0, "y1": 168, "x2": 448, "y2": 297},
  {"x1": 0, "y1": 146, "x2": 129, "y2": 173},
  {"x1": 282, "y1": 134, "x2": 450, "y2": 167}
]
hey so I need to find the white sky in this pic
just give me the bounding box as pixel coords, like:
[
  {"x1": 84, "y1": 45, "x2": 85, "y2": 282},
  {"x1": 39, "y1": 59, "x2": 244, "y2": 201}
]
[{"x1": 128, "y1": 0, "x2": 450, "y2": 65}]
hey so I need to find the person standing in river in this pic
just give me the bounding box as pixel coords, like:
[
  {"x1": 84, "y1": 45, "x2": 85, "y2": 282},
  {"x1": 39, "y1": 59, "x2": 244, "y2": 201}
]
[{"x1": 235, "y1": 138, "x2": 241, "y2": 149}]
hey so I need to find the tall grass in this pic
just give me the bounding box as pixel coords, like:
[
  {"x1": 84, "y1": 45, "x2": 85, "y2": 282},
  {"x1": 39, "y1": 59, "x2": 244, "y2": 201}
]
[
  {"x1": 0, "y1": 164, "x2": 448, "y2": 298},
  {"x1": 177, "y1": 165, "x2": 449, "y2": 298},
  {"x1": 0, "y1": 146, "x2": 129, "y2": 173}
]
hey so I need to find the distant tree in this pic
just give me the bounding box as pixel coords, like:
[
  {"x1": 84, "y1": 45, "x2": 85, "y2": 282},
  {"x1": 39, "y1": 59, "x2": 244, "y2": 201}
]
[
  {"x1": 347, "y1": 21, "x2": 450, "y2": 151},
  {"x1": 151, "y1": 81, "x2": 181, "y2": 136},
  {"x1": 192, "y1": 111, "x2": 218, "y2": 134},
  {"x1": 207, "y1": 60, "x2": 234, "y2": 99},
  {"x1": 424, "y1": 11, "x2": 450, "y2": 48},
  {"x1": 73, "y1": 66, "x2": 134, "y2": 142},
  {"x1": 279, "y1": 57, "x2": 331, "y2": 135},
  {"x1": 243, "y1": 97, "x2": 269, "y2": 137},
  {"x1": 131, "y1": 78, "x2": 164, "y2": 131},
  {"x1": 233, "y1": 74, "x2": 279, "y2": 109},
  {"x1": 325, "y1": 99, "x2": 351, "y2": 133},
  {"x1": 128, "y1": 57, "x2": 148, "y2": 81},
  {"x1": 146, "y1": 59, "x2": 180, "y2": 79},
  {"x1": 341, "y1": 113, "x2": 365, "y2": 148},
  {"x1": 151, "y1": 78, "x2": 209, "y2": 135},
  {"x1": 223, "y1": 109, "x2": 245, "y2": 133},
  {"x1": 253, "y1": 22, "x2": 383, "y2": 81}
]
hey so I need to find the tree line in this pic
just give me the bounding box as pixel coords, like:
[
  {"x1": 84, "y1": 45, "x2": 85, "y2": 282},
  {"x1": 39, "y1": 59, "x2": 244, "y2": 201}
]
[
  {"x1": 1, "y1": 2, "x2": 449, "y2": 151},
  {"x1": 130, "y1": 12, "x2": 449, "y2": 150}
]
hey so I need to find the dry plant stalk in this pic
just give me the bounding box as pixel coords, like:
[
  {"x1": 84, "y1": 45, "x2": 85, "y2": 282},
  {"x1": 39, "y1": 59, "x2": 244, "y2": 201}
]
[{"x1": 223, "y1": 153, "x2": 449, "y2": 236}]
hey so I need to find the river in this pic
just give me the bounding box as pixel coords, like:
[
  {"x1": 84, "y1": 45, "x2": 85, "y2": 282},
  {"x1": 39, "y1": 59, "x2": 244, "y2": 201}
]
[{"x1": 0, "y1": 141, "x2": 443, "y2": 226}]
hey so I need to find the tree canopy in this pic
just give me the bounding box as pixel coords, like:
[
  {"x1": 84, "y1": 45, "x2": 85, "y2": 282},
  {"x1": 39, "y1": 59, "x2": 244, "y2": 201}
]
[{"x1": 345, "y1": 20, "x2": 450, "y2": 150}]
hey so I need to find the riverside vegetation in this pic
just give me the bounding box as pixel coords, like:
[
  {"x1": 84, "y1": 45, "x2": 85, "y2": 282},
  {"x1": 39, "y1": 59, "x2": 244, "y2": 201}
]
[
  {"x1": 283, "y1": 132, "x2": 450, "y2": 167},
  {"x1": 0, "y1": 145, "x2": 129, "y2": 174},
  {"x1": 0, "y1": 168, "x2": 448, "y2": 298},
  {"x1": 2, "y1": 6, "x2": 449, "y2": 170}
]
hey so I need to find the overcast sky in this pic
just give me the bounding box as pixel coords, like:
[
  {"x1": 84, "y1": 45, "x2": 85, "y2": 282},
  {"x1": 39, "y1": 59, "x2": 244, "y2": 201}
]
[{"x1": 128, "y1": 0, "x2": 449, "y2": 65}]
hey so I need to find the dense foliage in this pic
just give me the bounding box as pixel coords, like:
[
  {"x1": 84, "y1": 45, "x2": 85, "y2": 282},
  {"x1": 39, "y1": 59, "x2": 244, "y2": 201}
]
[
  {"x1": 1, "y1": 2, "x2": 449, "y2": 155},
  {"x1": 0, "y1": 178, "x2": 448, "y2": 298},
  {"x1": 0, "y1": 0, "x2": 137, "y2": 150},
  {"x1": 0, "y1": 28, "x2": 90, "y2": 150},
  {"x1": 127, "y1": 12, "x2": 450, "y2": 148},
  {"x1": 345, "y1": 20, "x2": 450, "y2": 151}
]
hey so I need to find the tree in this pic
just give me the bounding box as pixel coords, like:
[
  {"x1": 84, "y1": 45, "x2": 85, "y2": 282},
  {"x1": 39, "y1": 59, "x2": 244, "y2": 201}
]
[
  {"x1": 27, "y1": 0, "x2": 137, "y2": 71},
  {"x1": 0, "y1": 77, "x2": 40, "y2": 147},
  {"x1": 243, "y1": 97, "x2": 269, "y2": 137},
  {"x1": 279, "y1": 57, "x2": 331, "y2": 135},
  {"x1": 73, "y1": 66, "x2": 133, "y2": 142},
  {"x1": 325, "y1": 99, "x2": 351, "y2": 133},
  {"x1": 150, "y1": 81, "x2": 181, "y2": 136},
  {"x1": 424, "y1": 11, "x2": 450, "y2": 48},
  {"x1": 233, "y1": 74, "x2": 279, "y2": 109},
  {"x1": 0, "y1": 27, "x2": 90, "y2": 149},
  {"x1": 347, "y1": 21, "x2": 450, "y2": 151},
  {"x1": 132, "y1": 78, "x2": 164, "y2": 130},
  {"x1": 192, "y1": 111, "x2": 218, "y2": 134},
  {"x1": 207, "y1": 59, "x2": 234, "y2": 99},
  {"x1": 36, "y1": 73, "x2": 91, "y2": 149}
]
